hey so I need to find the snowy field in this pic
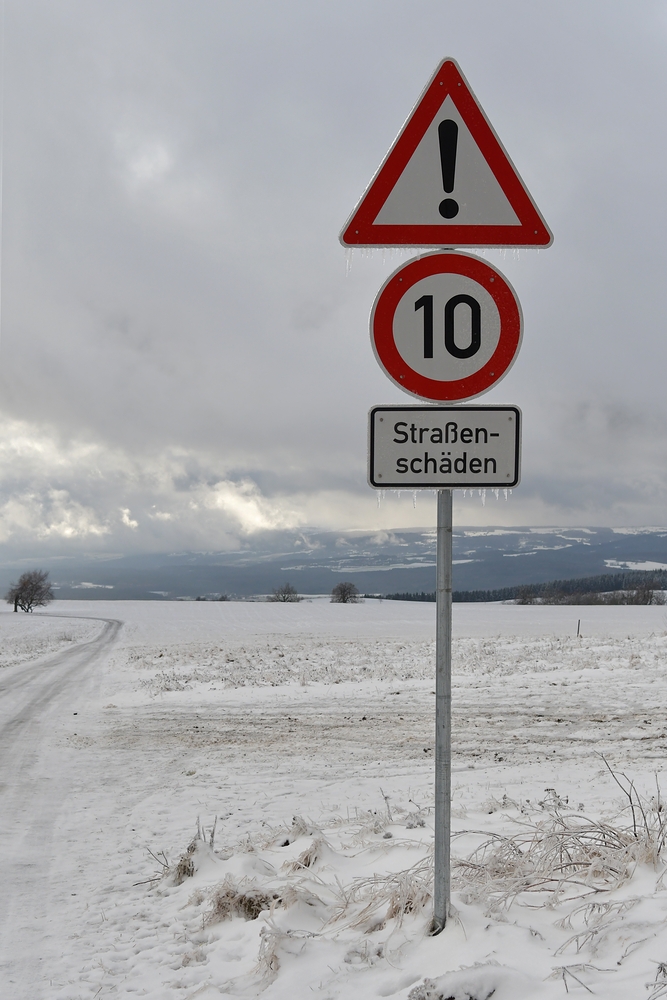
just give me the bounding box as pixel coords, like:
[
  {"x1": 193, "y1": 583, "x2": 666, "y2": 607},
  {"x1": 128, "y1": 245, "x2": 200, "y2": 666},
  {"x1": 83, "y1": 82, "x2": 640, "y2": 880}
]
[{"x1": 3, "y1": 600, "x2": 667, "y2": 999}]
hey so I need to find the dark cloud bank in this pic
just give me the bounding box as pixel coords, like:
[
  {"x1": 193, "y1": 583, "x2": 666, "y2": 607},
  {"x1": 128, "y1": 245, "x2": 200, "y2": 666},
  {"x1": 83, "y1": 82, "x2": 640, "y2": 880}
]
[{"x1": 1, "y1": 1, "x2": 666, "y2": 566}]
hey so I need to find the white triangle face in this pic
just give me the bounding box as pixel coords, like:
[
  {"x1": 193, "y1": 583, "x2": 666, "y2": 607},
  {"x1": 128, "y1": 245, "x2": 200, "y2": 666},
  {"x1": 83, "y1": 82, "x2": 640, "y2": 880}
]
[{"x1": 374, "y1": 96, "x2": 520, "y2": 227}]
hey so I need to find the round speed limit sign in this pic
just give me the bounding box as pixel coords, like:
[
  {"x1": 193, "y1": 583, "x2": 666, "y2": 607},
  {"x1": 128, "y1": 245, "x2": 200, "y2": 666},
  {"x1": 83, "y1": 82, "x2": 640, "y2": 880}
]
[{"x1": 370, "y1": 251, "x2": 523, "y2": 402}]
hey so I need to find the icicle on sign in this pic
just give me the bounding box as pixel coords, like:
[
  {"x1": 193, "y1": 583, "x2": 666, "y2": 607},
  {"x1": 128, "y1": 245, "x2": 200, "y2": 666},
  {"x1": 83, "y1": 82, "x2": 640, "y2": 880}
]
[{"x1": 340, "y1": 58, "x2": 552, "y2": 248}]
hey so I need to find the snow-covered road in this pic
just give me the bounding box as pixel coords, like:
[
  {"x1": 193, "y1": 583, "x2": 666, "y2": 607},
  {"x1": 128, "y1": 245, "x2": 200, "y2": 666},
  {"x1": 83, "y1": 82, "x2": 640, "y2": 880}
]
[{"x1": 0, "y1": 616, "x2": 121, "y2": 997}]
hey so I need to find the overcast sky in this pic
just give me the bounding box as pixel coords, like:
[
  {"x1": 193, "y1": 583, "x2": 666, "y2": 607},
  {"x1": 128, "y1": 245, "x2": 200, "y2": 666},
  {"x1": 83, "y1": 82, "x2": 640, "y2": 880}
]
[{"x1": 0, "y1": 0, "x2": 666, "y2": 558}]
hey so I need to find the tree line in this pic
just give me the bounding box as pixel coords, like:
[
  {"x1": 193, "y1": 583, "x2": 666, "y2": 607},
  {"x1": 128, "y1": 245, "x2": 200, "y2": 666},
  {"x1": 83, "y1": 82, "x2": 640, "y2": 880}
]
[
  {"x1": 1, "y1": 572, "x2": 364, "y2": 607},
  {"x1": 379, "y1": 569, "x2": 667, "y2": 605}
]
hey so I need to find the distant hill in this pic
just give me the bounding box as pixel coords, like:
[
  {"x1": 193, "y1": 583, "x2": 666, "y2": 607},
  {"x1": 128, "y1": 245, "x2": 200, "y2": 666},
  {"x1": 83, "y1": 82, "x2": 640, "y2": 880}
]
[{"x1": 2, "y1": 526, "x2": 666, "y2": 600}]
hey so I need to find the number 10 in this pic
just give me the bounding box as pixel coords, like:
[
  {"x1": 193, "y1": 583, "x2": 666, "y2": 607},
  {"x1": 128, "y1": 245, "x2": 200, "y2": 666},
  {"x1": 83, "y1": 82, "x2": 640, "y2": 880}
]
[{"x1": 414, "y1": 294, "x2": 481, "y2": 359}]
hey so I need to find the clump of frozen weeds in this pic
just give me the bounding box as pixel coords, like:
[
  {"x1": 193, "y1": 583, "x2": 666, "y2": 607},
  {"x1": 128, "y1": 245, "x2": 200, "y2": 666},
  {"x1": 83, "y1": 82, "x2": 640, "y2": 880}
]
[
  {"x1": 137, "y1": 816, "x2": 219, "y2": 887},
  {"x1": 408, "y1": 964, "x2": 529, "y2": 1000},
  {"x1": 455, "y1": 813, "x2": 643, "y2": 910},
  {"x1": 276, "y1": 814, "x2": 320, "y2": 846},
  {"x1": 135, "y1": 765, "x2": 667, "y2": 1000},
  {"x1": 334, "y1": 856, "x2": 433, "y2": 933},
  {"x1": 454, "y1": 760, "x2": 667, "y2": 912},
  {"x1": 333, "y1": 765, "x2": 667, "y2": 933},
  {"x1": 201, "y1": 875, "x2": 279, "y2": 923},
  {"x1": 408, "y1": 968, "x2": 494, "y2": 1000},
  {"x1": 283, "y1": 835, "x2": 330, "y2": 872},
  {"x1": 172, "y1": 844, "x2": 196, "y2": 884},
  {"x1": 646, "y1": 962, "x2": 667, "y2": 1000}
]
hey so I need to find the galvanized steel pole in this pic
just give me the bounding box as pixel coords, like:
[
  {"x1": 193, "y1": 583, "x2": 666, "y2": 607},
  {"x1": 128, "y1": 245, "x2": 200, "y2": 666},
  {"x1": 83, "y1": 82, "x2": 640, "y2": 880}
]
[{"x1": 432, "y1": 488, "x2": 452, "y2": 934}]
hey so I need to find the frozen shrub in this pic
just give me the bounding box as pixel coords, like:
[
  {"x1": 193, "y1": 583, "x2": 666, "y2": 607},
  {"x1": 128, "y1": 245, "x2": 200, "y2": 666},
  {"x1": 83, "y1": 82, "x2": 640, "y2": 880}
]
[
  {"x1": 205, "y1": 876, "x2": 278, "y2": 924},
  {"x1": 268, "y1": 583, "x2": 302, "y2": 602}
]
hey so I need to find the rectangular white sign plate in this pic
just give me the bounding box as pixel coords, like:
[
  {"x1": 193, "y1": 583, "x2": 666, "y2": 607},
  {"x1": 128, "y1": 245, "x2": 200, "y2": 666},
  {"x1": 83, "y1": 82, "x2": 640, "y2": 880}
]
[{"x1": 369, "y1": 405, "x2": 521, "y2": 488}]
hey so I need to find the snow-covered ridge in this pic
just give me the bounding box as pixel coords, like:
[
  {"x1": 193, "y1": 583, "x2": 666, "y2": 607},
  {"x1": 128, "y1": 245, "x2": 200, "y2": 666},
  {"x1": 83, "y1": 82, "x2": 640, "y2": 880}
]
[{"x1": 10, "y1": 525, "x2": 667, "y2": 599}]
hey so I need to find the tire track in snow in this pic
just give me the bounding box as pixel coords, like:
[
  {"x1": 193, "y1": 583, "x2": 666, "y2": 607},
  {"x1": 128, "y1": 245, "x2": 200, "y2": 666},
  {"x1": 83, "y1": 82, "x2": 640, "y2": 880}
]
[
  {"x1": 97, "y1": 681, "x2": 667, "y2": 774},
  {"x1": 0, "y1": 615, "x2": 122, "y2": 1000}
]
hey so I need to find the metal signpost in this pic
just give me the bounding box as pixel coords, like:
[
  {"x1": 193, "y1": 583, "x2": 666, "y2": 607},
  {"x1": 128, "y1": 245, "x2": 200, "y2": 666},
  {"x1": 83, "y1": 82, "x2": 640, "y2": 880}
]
[{"x1": 341, "y1": 57, "x2": 552, "y2": 935}]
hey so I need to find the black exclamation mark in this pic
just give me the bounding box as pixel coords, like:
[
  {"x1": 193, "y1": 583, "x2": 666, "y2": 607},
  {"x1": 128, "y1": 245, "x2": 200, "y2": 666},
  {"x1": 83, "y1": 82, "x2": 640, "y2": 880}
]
[{"x1": 438, "y1": 119, "x2": 459, "y2": 219}]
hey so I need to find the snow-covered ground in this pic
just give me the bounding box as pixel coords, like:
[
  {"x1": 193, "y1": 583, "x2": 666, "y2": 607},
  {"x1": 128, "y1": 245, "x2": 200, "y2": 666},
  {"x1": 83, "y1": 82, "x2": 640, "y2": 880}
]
[{"x1": 3, "y1": 599, "x2": 667, "y2": 999}]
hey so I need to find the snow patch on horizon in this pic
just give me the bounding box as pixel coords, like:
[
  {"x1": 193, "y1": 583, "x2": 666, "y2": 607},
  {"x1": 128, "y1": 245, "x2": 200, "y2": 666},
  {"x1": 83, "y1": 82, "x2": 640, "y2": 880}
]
[{"x1": 605, "y1": 559, "x2": 667, "y2": 571}]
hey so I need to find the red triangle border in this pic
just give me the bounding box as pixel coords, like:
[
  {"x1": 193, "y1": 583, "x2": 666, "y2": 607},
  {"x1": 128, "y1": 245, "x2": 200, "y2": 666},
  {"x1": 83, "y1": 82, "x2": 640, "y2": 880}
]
[{"x1": 341, "y1": 59, "x2": 552, "y2": 249}]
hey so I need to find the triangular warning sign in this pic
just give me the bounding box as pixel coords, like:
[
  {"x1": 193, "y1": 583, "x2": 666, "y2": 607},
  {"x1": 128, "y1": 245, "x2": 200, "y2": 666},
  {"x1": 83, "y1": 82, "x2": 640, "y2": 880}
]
[{"x1": 340, "y1": 59, "x2": 552, "y2": 248}]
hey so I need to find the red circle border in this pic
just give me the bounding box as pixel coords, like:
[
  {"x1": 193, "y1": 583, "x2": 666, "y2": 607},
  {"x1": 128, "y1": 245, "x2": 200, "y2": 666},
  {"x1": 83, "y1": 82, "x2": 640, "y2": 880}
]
[{"x1": 370, "y1": 251, "x2": 523, "y2": 402}]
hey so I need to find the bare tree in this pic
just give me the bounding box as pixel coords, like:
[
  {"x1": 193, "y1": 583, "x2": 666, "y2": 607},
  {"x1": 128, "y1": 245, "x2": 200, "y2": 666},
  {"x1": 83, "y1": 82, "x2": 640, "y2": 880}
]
[
  {"x1": 5, "y1": 570, "x2": 55, "y2": 613},
  {"x1": 268, "y1": 582, "x2": 302, "y2": 603},
  {"x1": 631, "y1": 579, "x2": 665, "y2": 605},
  {"x1": 515, "y1": 585, "x2": 537, "y2": 605},
  {"x1": 331, "y1": 581, "x2": 361, "y2": 604}
]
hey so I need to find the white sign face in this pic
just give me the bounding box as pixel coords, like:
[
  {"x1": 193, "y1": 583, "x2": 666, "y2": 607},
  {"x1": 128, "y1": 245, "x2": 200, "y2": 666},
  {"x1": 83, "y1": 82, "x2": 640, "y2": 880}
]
[
  {"x1": 391, "y1": 271, "x2": 501, "y2": 381},
  {"x1": 369, "y1": 405, "x2": 521, "y2": 488},
  {"x1": 374, "y1": 95, "x2": 520, "y2": 228}
]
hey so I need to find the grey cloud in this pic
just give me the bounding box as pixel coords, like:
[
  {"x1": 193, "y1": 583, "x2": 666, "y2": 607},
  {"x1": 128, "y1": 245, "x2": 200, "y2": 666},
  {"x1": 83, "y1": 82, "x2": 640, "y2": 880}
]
[{"x1": 0, "y1": 1, "x2": 665, "y2": 558}]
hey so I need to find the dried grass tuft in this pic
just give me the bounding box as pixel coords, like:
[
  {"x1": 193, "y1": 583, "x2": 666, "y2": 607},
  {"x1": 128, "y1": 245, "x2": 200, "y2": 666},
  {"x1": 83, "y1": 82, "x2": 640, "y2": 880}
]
[
  {"x1": 256, "y1": 925, "x2": 282, "y2": 980},
  {"x1": 334, "y1": 856, "x2": 433, "y2": 932},
  {"x1": 137, "y1": 817, "x2": 218, "y2": 887},
  {"x1": 283, "y1": 836, "x2": 329, "y2": 872},
  {"x1": 279, "y1": 815, "x2": 318, "y2": 847},
  {"x1": 172, "y1": 843, "x2": 197, "y2": 884},
  {"x1": 406, "y1": 813, "x2": 426, "y2": 829},
  {"x1": 204, "y1": 875, "x2": 279, "y2": 924},
  {"x1": 407, "y1": 968, "x2": 497, "y2": 1000},
  {"x1": 546, "y1": 963, "x2": 614, "y2": 994},
  {"x1": 646, "y1": 961, "x2": 667, "y2": 999}
]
